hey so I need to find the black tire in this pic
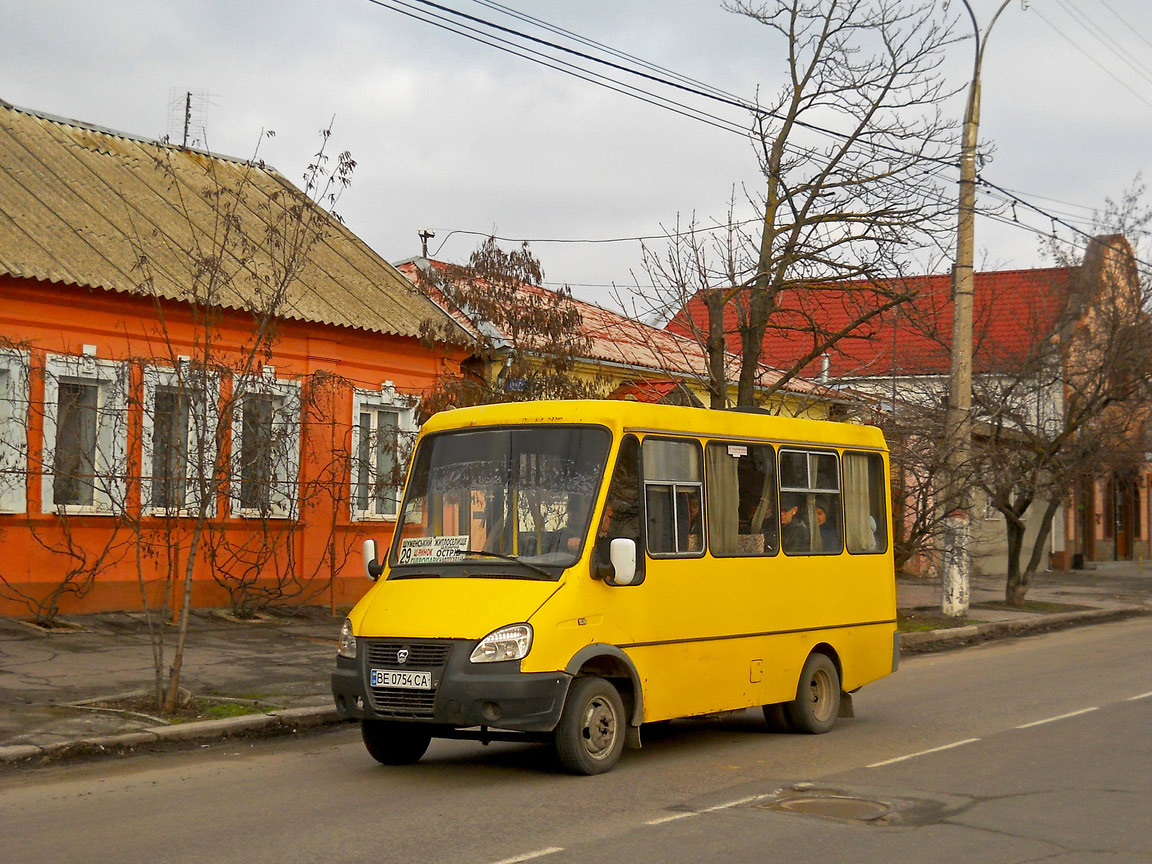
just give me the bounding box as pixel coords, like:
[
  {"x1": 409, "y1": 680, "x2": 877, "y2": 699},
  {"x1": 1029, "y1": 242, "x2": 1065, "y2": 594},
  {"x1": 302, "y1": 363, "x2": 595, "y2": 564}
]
[
  {"x1": 784, "y1": 653, "x2": 840, "y2": 734},
  {"x1": 554, "y1": 677, "x2": 626, "y2": 775},
  {"x1": 761, "y1": 701, "x2": 792, "y2": 733},
  {"x1": 361, "y1": 719, "x2": 432, "y2": 765}
]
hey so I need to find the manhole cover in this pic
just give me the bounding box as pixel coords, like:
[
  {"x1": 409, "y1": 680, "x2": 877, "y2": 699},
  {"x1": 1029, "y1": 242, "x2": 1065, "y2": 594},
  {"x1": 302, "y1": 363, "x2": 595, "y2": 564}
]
[{"x1": 758, "y1": 791, "x2": 891, "y2": 822}]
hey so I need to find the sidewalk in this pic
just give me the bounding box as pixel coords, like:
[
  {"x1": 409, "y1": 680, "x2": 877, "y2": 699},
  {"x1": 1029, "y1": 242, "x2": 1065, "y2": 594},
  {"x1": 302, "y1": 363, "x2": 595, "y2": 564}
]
[{"x1": 3, "y1": 562, "x2": 1150, "y2": 766}]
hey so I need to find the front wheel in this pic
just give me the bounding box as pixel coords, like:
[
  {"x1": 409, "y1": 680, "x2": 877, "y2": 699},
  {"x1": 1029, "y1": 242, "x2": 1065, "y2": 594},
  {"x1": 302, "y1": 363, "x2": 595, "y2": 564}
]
[
  {"x1": 554, "y1": 677, "x2": 626, "y2": 775},
  {"x1": 784, "y1": 653, "x2": 841, "y2": 734},
  {"x1": 361, "y1": 720, "x2": 432, "y2": 765}
]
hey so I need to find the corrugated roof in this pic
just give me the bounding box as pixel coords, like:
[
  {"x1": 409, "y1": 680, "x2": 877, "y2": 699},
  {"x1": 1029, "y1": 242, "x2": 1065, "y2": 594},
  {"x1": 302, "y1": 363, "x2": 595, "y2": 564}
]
[{"x1": 0, "y1": 100, "x2": 468, "y2": 341}]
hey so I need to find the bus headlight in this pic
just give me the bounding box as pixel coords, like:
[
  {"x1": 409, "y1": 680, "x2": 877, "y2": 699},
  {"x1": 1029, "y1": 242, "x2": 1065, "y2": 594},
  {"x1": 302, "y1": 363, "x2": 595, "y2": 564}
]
[
  {"x1": 470, "y1": 624, "x2": 533, "y2": 663},
  {"x1": 337, "y1": 619, "x2": 357, "y2": 659}
]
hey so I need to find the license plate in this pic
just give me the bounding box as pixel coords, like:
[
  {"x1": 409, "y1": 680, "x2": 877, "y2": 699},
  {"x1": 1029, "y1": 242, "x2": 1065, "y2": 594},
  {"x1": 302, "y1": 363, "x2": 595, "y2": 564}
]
[{"x1": 370, "y1": 669, "x2": 432, "y2": 690}]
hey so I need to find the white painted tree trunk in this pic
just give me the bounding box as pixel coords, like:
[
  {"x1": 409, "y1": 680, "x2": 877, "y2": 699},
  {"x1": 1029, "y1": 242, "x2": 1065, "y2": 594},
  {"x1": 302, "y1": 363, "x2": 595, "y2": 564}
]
[{"x1": 941, "y1": 513, "x2": 971, "y2": 617}]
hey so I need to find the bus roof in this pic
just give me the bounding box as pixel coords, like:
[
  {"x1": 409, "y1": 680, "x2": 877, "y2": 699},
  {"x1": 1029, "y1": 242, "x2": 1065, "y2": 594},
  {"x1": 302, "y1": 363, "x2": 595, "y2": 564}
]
[{"x1": 419, "y1": 400, "x2": 887, "y2": 451}]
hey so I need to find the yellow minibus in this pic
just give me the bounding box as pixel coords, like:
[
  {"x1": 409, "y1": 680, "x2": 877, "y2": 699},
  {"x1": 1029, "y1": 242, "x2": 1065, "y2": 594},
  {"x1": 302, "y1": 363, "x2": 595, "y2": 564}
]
[{"x1": 331, "y1": 400, "x2": 899, "y2": 774}]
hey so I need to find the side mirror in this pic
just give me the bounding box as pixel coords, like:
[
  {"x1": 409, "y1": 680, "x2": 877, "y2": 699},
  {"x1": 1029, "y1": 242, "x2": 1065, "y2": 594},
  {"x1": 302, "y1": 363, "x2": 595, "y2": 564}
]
[
  {"x1": 608, "y1": 538, "x2": 637, "y2": 586},
  {"x1": 363, "y1": 539, "x2": 384, "y2": 581}
]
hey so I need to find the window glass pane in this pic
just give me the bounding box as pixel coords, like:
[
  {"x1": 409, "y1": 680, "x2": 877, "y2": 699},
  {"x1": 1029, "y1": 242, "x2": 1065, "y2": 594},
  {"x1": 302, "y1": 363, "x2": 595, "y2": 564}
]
[
  {"x1": 844, "y1": 451, "x2": 887, "y2": 553},
  {"x1": 677, "y1": 486, "x2": 703, "y2": 553},
  {"x1": 151, "y1": 387, "x2": 189, "y2": 508},
  {"x1": 642, "y1": 438, "x2": 703, "y2": 557},
  {"x1": 779, "y1": 449, "x2": 841, "y2": 555},
  {"x1": 813, "y1": 453, "x2": 840, "y2": 491},
  {"x1": 645, "y1": 483, "x2": 675, "y2": 554},
  {"x1": 53, "y1": 381, "x2": 98, "y2": 506},
  {"x1": 394, "y1": 426, "x2": 609, "y2": 574},
  {"x1": 374, "y1": 409, "x2": 398, "y2": 515},
  {"x1": 592, "y1": 435, "x2": 642, "y2": 575},
  {"x1": 779, "y1": 450, "x2": 808, "y2": 489},
  {"x1": 356, "y1": 411, "x2": 371, "y2": 512},
  {"x1": 706, "y1": 442, "x2": 778, "y2": 557},
  {"x1": 642, "y1": 439, "x2": 700, "y2": 481},
  {"x1": 240, "y1": 394, "x2": 274, "y2": 511}
]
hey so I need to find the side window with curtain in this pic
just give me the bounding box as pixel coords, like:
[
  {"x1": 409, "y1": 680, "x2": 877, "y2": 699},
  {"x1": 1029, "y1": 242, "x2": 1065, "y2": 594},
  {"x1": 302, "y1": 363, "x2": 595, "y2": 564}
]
[
  {"x1": 844, "y1": 451, "x2": 888, "y2": 554},
  {"x1": 706, "y1": 442, "x2": 778, "y2": 557},
  {"x1": 778, "y1": 449, "x2": 842, "y2": 555},
  {"x1": 642, "y1": 438, "x2": 704, "y2": 557}
]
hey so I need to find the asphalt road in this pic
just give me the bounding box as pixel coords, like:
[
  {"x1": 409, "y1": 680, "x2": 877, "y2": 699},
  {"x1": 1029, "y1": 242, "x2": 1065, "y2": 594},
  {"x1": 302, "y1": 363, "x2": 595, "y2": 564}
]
[{"x1": 3, "y1": 618, "x2": 1150, "y2": 864}]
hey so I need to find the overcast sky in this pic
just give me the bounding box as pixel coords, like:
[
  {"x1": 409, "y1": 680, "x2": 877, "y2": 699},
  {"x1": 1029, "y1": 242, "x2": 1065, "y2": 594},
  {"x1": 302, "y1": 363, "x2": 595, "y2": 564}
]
[{"x1": 4, "y1": 0, "x2": 1151, "y2": 309}]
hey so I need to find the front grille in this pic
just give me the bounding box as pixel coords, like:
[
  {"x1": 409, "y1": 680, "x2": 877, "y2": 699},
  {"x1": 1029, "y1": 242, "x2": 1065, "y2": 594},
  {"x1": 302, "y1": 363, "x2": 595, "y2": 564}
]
[
  {"x1": 364, "y1": 639, "x2": 453, "y2": 719},
  {"x1": 366, "y1": 641, "x2": 452, "y2": 667}
]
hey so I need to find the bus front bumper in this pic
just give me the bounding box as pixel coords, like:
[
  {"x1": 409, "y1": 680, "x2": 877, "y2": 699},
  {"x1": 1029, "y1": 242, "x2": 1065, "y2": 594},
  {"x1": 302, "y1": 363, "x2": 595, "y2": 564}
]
[{"x1": 331, "y1": 641, "x2": 572, "y2": 734}]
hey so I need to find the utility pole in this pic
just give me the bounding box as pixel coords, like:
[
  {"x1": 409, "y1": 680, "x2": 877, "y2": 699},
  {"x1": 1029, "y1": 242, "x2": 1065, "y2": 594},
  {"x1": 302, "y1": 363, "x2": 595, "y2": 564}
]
[{"x1": 943, "y1": 0, "x2": 1014, "y2": 617}]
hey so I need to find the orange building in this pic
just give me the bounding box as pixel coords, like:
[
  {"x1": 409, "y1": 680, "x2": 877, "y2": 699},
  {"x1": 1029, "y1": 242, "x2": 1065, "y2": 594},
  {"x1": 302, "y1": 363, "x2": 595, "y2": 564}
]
[{"x1": 0, "y1": 100, "x2": 472, "y2": 618}]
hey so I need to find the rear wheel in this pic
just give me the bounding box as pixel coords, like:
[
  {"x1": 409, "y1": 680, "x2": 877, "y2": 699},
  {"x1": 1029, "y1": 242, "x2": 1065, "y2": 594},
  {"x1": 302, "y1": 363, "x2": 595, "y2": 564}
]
[
  {"x1": 784, "y1": 653, "x2": 840, "y2": 734},
  {"x1": 554, "y1": 677, "x2": 625, "y2": 775},
  {"x1": 361, "y1": 720, "x2": 432, "y2": 765}
]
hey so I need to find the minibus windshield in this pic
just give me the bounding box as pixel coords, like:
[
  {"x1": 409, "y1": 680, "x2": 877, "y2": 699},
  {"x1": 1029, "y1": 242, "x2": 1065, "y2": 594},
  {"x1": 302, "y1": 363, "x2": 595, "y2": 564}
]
[{"x1": 389, "y1": 425, "x2": 611, "y2": 578}]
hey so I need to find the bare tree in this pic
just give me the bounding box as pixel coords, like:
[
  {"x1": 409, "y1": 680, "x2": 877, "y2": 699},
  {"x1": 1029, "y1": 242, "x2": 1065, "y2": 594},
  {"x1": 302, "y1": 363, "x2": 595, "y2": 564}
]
[
  {"x1": 128, "y1": 126, "x2": 357, "y2": 712},
  {"x1": 971, "y1": 227, "x2": 1152, "y2": 604},
  {"x1": 415, "y1": 237, "x2": 607, "y2": 421},
  {"x1": 655, "y1": 0, "x2": 960, "y2": 407}
]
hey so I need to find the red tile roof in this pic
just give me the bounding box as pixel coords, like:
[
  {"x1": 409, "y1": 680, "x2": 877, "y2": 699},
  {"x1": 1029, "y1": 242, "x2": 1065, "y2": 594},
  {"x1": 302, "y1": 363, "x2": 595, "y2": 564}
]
[
  {"x1": 668, "y1": 266, "x2": 1076, "y2": 379},
  {"x1": 396, "y1": 258, "x2": 824, "y2": 394}
]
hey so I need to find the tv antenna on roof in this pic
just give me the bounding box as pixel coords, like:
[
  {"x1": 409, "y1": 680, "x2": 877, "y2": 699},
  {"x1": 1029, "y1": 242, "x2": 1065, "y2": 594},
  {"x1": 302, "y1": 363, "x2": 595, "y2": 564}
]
[{"x1": 166, "y1": 89, "x2": 210, "y2": 149}]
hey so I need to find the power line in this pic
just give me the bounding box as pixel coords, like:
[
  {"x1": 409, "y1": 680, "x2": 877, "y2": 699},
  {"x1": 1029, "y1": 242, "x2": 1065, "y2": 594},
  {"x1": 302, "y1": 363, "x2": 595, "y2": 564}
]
[
  {"x1": 1094, "y1": 0, "x2": 1152, "y2": 53},
  {"x1": 1053, "y1": 0, "x2": 1152, "y2": 88},
  {"x1": 1033, "y1": 6, "x2": 1152, "y2": 112},
  {"x1": 369, "y1": 0, "x2": 1147, "y2": 270},
  {"x1": 368, "y1": 0, "x2": 964, "y2": 177}
]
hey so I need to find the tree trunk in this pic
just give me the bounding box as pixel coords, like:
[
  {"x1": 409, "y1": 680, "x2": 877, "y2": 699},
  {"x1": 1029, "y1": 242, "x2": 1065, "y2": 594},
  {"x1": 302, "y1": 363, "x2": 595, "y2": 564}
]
[
  {"x1": 163, "y1": 517, "x2": 206, "y2": 713},
  {"x1": 1009, "y1": 496, "x2": 1062, "y2": 606},
  {"x1": 1003, "y1": 510, "x2": 1026, "y2": 605},
  {"x1": 704, "y1": 290, "x2": 727, "y2": 409}
]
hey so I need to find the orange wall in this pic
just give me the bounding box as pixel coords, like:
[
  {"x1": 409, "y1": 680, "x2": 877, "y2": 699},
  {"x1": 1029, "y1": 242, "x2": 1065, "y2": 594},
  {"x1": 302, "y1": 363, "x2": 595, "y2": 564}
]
[{"x1": 0, "y1": 275, "x2": 465, "y2": 617}]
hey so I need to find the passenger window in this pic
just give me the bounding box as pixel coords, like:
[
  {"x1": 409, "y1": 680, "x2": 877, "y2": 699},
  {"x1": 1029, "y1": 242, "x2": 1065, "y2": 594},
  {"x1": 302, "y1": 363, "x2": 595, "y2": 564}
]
[
  {"x1": 778, "y1": 449, "x2": 842, "y2": 555},
  {"x1": 642, "y1": 438, "x2": 703, "y2": 557},
  {"x1": 706, "y1": 442, "x2": 778, "y2": 557},
  {"x1": 844, "y1": 451, "x2": 887, "y2": 554},
  {"x1": 593, "y1": 435, "x2": 643, "y2": 578}
]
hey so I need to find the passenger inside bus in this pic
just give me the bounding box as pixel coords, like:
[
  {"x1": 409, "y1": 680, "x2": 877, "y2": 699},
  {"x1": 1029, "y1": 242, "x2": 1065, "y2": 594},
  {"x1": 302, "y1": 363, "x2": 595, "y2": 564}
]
[
  {"x1": 815, "y1": 502, "x2": 841, "y2": 552},
  {"x1": 780, "y1": 494, "x2": 808, "y2": 554}
]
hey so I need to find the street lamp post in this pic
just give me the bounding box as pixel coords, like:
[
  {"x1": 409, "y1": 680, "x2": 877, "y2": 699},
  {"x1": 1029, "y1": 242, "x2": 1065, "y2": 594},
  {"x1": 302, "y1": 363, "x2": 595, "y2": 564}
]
[{"x1": 943, "y1": 0, "x2": 1013, "y2": 617}]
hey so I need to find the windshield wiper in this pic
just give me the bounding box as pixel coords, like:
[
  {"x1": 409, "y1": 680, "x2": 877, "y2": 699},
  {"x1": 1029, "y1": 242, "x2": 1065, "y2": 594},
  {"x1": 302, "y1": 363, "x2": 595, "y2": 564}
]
[{"x1": 455, "y1": 550, "x2": 556, "y2": 579}]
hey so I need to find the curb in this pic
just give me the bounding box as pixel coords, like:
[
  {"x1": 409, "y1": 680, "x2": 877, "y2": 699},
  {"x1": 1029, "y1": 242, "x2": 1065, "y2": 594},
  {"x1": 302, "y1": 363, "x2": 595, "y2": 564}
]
[
  {"x1": 0, "y1": 705, "x2": 347, "y2": 766},
  {"x1": 900, "y1": 606, "x2": 1150, "y2": 653},
  {"x1": 4, "y1": 607, "x2": 1150, "y2": 767}
]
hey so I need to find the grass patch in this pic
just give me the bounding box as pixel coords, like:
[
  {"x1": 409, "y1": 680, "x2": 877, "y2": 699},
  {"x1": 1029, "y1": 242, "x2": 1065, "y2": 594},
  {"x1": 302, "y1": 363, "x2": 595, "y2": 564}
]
[
  {"x1": 194, "y1": 700, "x2": 266, "y2": 721},
  {"x1": 897, "y1": 610, "x2": 983, "y2": 633},
  {"x1": 86, "y1": 694, "x2": 278, "y2": 724},
  {"x1": 972, "y1": 600, "x2": 1093, "y2": 614}
]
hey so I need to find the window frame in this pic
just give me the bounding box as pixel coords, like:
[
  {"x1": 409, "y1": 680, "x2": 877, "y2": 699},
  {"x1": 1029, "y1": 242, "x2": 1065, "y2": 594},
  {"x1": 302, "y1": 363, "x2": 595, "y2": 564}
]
[
  {"x1": 229, "y1": 372, "x2": 301, "y2": 519},
  {"x1": 0, "y1": 349, "x2": 30, "y2": 514},
  {"x1": 350, "y1": 383, "x2": 416, "y2": 522},
  {"x1": 778, "y1": 447, "x2": 842, "y2": 556},
  {"x1": 641, "y1": 436, "x2": 705, "y2": 559},
  {"x1": 41, "y1": 353, "x2": 129, "y2": 515},
  {"x1": 843, "y1": 449, "x2": 889, "y2": 555},
  {"x1": 705, "y1": 440, "x2": 780, "y2": 558},
  {"x1": 141, "y1": 364, "x2": 220, "y2": 517}
]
